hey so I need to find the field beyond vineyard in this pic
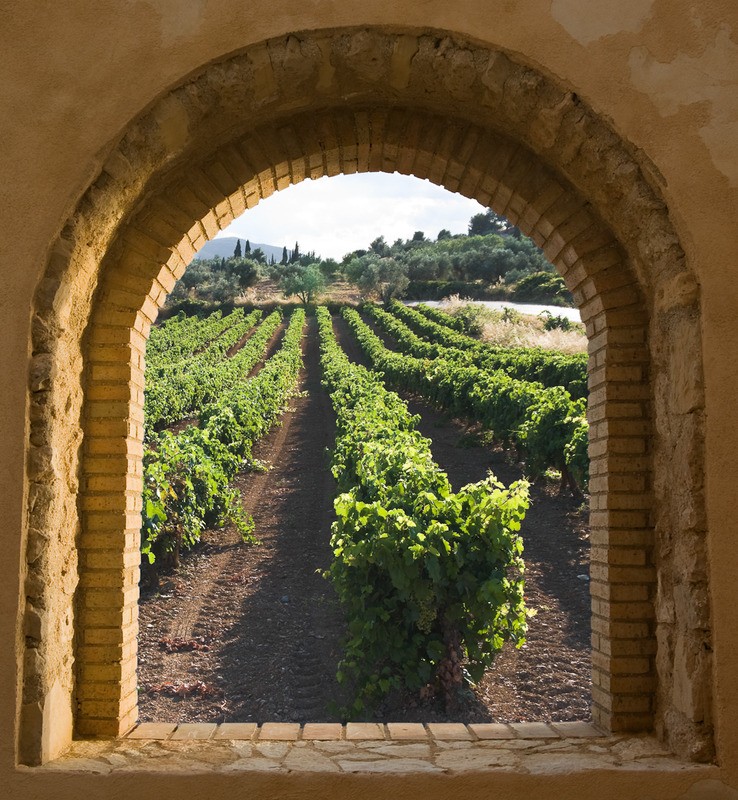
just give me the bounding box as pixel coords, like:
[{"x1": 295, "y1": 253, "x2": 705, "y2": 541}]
[{"x1": 138, "y1": 309, "x2": 591, "y2": 724}]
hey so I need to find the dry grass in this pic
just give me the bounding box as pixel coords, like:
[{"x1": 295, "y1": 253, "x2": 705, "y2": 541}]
[
  {"x1": 479, "y1": 318, "x2": 587, "y2": 353},
  {"x1": 240, "y1": 278, "x2": 363, "y2": 306},
  {"x1": 439, "y1": 296, "x2": 588, "y2": 354}
]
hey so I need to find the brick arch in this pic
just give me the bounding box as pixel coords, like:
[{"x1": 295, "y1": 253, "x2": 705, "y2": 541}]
[{"x1": 22, "y1": 28, "x2": 707, "y2": 764}]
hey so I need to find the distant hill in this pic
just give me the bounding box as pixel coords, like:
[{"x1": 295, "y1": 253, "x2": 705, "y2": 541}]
[{"x1": 192, "y1": 237, "x2": 290, "y2": 264}]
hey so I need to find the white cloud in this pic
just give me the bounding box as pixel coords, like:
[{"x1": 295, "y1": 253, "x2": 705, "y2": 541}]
[{"x1": 215, "y1": 172, "x2": 487, "y2": 260}]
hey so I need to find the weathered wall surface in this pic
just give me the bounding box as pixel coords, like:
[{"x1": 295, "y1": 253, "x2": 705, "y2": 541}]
[{"x1": 1, "y1": 1, "x2": 737, "y2": 797}]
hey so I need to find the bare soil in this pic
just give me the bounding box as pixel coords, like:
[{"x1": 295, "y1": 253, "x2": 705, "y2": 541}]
[{"x1": 138, "y1": 315, "x2": 591, "y2": 723}]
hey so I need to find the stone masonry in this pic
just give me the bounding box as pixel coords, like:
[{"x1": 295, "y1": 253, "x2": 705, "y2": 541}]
[{"x1": 21, "y1": 27, "x2": 707, "y2": 766}]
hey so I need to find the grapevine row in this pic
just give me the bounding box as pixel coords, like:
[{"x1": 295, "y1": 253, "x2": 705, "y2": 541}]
[
  {"x1": 147, "y1": 307, "x2": 257, "y2": 368},
  {"x1": 145, "y1": 309, "x2": 280, "y2": 430},
  {"x1": 362, "y1": 302, "x2": 451, "y2": 359},
  {"x1": 342, "y1": 307, "x2": 588, "y2": 491},
  {"x1": 390, "y1": 300, "x2": 588, "y2": 399},
  {"x1": 317, "y1": 307, "x2": 529, "y2": 711},
  {"x1": 141, "y1": 308, "x2": 306, "y2": 566},
  {"x1": 410, "y1": 302, "x2": 468, "y2": 333},
  {"x1": 146, "y1": 310, "x2": 261, "y2": 408}
]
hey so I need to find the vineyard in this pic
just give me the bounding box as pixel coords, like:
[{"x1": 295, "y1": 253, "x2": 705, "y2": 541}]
[{"x1": 138, "y1": 302, "x2": 591, "y2": 724}]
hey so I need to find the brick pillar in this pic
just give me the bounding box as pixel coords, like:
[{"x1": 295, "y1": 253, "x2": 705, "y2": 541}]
[
  {"x1": 585, "y1": 308, "x2": 655, "y2": 731},
  {"x1": 74, "y1": 183, "x2": 229, "y2": 738},
  {"x1": 526, "y1": 193, "x2": 657, "y2": 734},
  {"x1": 77, "y1": 317, "x2": 146, "y2": 735},
  {"x1": 75, "y1": 235, "x2": 169, "y2": 736}
]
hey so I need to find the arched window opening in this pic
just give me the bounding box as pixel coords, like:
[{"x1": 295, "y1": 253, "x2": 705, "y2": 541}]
[
  {"x1": 135, "y1": 172, "x2": 593, "y2": 728},
  {"x1": 20, "y1": 28, "x2": 711, "y2": 768}
]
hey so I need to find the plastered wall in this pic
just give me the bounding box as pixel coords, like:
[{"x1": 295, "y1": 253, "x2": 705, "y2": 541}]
[{"x1": 2, "y1": 1, "x2": 738, "y2": 797}]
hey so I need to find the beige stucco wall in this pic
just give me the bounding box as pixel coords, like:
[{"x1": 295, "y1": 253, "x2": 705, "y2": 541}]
[{"x1": 2, "y1": 0, "x2": 738, "y2": 796}]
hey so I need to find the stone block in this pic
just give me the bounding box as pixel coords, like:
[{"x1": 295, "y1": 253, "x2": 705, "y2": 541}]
[
  {"x1": 550, "y1": 721, "x2": 603, "y2": 738},
  {"x1": 509, "y1": 722, "x2": 558, "y2": 739},
  {"x1": 213, "y1": 723, "x2": 258, "y2": 740},
  {"x1": 387, "y1": 723, "x2": 428, "y2": 740},
  {"x1": 171, "y1": 723, "x2": 217, "y2": 740},
  {"x1": 468, "y1": 723, "x2": 513, "y2": 740},
  {"x1": 302, "y1": 723, "x2": 343, "y2": 740},
  {"x1": 258, "y1": 722, "x2": 300, "y2": 741},
  {"x1": 346, "y1": 723, "x2": 385, "y2": 740},
  {"x1": 127, "y1": 722, "x2": 176, "y2": 740},
  {"x1": 427, "y1": 723, "x2": 473, "y2": 741}
]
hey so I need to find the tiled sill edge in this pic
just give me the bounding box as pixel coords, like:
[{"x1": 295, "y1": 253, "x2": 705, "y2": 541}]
[
  {"x1": 31, "y1": 721, "x2": 714, "y2": 776},
  {"x1": 129, "y1": 720, "x2": 602, "y2": 742}
]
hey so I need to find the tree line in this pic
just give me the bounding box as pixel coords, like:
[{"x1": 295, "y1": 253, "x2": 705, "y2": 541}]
[{"x1": 167, "y1": 210, "x2": 572, "y2": 308}]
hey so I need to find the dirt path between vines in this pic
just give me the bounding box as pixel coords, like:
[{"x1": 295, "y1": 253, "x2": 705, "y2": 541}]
[
  {"x1": 139, "y1": 316, "x2": 347, "y2": 722},
  {"x1": 138, "y1": 315, "x2": 591, "y2": 723}
]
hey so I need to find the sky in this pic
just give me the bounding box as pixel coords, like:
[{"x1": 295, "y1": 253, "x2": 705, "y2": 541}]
[{"x1": 215, "y1": 172, "x2": 487, "y2": 260}]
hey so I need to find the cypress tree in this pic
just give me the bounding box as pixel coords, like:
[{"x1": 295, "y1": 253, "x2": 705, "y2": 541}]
[
  {"x1": 233, "y1": 239, "x2": 242, "y2": 258},
  {"x1": 244, "y1": 239, "x2": 251, "y2": 254}
]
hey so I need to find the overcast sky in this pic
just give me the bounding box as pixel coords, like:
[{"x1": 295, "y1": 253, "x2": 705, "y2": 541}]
[{"x1": 215, "y1": 172, "x2": 487, "y2": 260}]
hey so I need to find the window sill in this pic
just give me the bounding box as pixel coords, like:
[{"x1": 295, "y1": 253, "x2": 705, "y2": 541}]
[{"x1": 33, "y1": 722, "x2": 708, "y2": 776}]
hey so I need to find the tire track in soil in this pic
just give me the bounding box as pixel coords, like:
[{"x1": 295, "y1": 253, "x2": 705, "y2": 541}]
[
  {"x1": 162, "y1": 310, "x2": 289, "y2": 646},
  {"x1": 138, "y1": 316, "x2": 347, "y2": 722},
  {"x1": 333, "y1": 312, "x2": 592, "y2": 722}
]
